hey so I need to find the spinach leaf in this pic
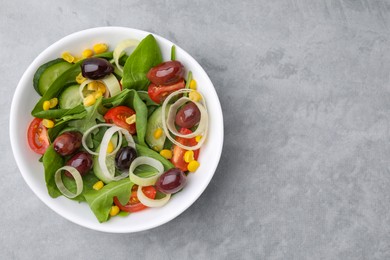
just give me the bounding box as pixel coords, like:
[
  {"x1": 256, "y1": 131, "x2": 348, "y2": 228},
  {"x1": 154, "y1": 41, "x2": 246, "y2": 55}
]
[
  {"x1": 32, "y1": 63, "x2": 81, "y2": 118},
  {"x1": 83, "y1": 178, "x2": 133, "y2": 223},
  {"x1": 103, "y1": 89, "x2": 148, "y2": 146},
  {"x1": 61, "y1": 172, "x2": 99, "y2": 202},
  {"x1": 122, "y1": 34, "x2": 162, "y2": 91},
  {"x1": 42, "y1": 145, "x2": 64, "y2": 198},
  {"x1": 136, "y1": 144, "x2": 174, "y2": 171}
]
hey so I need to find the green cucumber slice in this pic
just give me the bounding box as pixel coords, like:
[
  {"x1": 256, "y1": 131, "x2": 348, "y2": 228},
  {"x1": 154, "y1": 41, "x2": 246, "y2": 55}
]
[
  {"x1": 145, "y1": 105, "x2": 170, "y2": 151},
  {"x1": 33, "y1": 58, "x2": 73, "y2": 95},
  {"x1": 58, "y1": 84, "x2": 82, "y2": 109}
]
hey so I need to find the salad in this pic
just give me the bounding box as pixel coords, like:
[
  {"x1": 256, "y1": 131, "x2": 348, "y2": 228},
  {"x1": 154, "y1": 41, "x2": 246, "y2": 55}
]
[{"x1": 27, "y1": 34, "x2": 209, "y2": 223}]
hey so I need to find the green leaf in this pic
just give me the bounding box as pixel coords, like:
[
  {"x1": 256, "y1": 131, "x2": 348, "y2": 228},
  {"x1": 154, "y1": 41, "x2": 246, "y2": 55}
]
[
  {"x1": 83, "y1": 178, "x2": 133, "y2": 223},
  {"x1": 122, "y1": 34, "x2": 162, "y2": 91},
  {"x1": 42, "y1": 145, "x2": 64, "y2": 198},
  {"x1": 103, "y1": 89, "x2": 148, "y2": 146},
  {"x1": 136, "y1": 144, "x2": 174, "y2": 171}
]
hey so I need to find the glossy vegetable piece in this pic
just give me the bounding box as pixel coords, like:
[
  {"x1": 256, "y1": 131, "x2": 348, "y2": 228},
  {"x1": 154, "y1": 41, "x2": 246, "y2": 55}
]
[
  {"x1": 146, "y1": 60, "x2": 184, "y2": 86},
  {"x1": 65, "y1": 151, "x2": 93, "y2": 178},
  {"x1": 113, "y1": 185, "x2": 156, "y2": 212},
  {"x1": 115, "y1": 146, "x2": 137, "y2": 171},
  {"x1": 81, "y1": 57, "x2": 114, "y2": 80},
  {"x1": 156, "y1": 168, "x2": 187, "y2": 194},
  {"x1": 147, "y1": 79, "x2": 185, "y2": 104},
  {"x1": 53, "y1": 131, "x2": 82, "y2": 156},
  {"x1": 171, "y1": 128, "x2": 199, "y2": 172},
  {"x1": 27, "y1": 118, "x2": 50, "y2": 155},
  {"x1": 104, "y1": 106, "x2": 136, "y2": 134},
  {"x1": 175, "y1": 101, "x2": 201, "y2": 128}
]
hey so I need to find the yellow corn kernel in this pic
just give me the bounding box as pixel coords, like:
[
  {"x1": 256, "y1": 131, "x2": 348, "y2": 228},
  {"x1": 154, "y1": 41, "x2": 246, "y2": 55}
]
[
  {"x1": 184, "y1": 150, "x2": 194, "y2": 163},
  {"x1": 42, "y1": 119, "x2": 55, "y2": 128},
  {"x1": 189, "y1": 79, "x2": 197, "y2": 90},
  {"x1": 61, "y1": 51, "x2": 75, "y2": 63},
  {"x1": 83, "y1": 95, "x2": 96, "y2": 107},
  {"x1": 93, "y1": 43, "x2": 108, "y2": 54},
  {"x1": 42, "y1": 101, "x2": 50, "y2": 111},
  {"x1": 82, "y1": 49, "x2": 94, "y2": 58},
  {"x1": 49, "y1": 98, "x2": 58, "y2": 108},
  {"x1": 195, "y1": 135, "x2": 202, "y2": 143},
  {"x1": 126, "y1": 114, "x2": 136, "y2": 125},
  {"x1": 93, "y1": 181, "x2": 104, "y2": 191},
  {"x1": 160, "y1": 149, "x2": 173, "y2": 159},
  {"x1": 109, "y1": 205, "x2": 120, "y2": 217},
  {"x1": 97, "y1": 83, "x2": 106, "y2": 94},
  {"x1": 154, "y1": 128, "x2": 163, "y2": 139},
  {"x1": 87, "y1": 81, "x2": 99, "y2": 91},
  {"x1": 73, "y1": 56, "x2": 83, "y2": 63},
  {"x1": 187, "y1": 160, "x2": 200, "y2": 172},
  {"x1": 94, "y1": 91, "x2": 103, "y2": 99},
  {"x1": 106, "y1": 140, "x2": 115, "y2": 153},
  {"x1": 189, "y1": 91, "x2": 202, "y2": 102},
  {"x1": 76, "y1": 73, "x2": 86, "y2": 84}
]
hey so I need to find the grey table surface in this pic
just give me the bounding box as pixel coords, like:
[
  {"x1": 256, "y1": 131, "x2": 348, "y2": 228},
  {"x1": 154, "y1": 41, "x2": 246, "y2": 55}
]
[{"x1": 2, "y1": 0, "x2": 390, "y2": 259}]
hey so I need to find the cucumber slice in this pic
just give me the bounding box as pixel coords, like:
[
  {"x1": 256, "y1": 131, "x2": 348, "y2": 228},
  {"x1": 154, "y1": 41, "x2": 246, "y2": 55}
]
[
  {"x1": 58, "y1": 84, "x2": 82, "y2": 109},
  {"x1": 93, "y1": 134, "x2": 118, "y2": 184},
  {"x1": 33, "y1": 58, "x2": 73, "y2": 95},
  {"x1": 145, "y1": 105, "x2": 170, "y2": 151}
]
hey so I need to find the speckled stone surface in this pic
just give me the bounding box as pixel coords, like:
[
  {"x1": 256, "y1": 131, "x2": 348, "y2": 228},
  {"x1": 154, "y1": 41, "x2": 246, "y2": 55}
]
[{"x1": 2, "y1": 1, "x2": 390, "y2": 259}]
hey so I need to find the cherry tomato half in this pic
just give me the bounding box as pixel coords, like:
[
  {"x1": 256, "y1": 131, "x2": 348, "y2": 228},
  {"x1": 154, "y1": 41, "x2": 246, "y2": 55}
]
[
  {"x1": 171, "y1": 128, "x2": 199, "y2": 172},
  {"x1": 104, "y1": 106, "x2": 136, "y2": 134},
  {"x1": 147, "y1": 79, "x2": 185, "y2": 104},
  {"x1": 27, "y1": 118, "x2": 50, "y2": 155},
  {"x1": 113, "y1": 185, "x2": 157, "y2": 213}
]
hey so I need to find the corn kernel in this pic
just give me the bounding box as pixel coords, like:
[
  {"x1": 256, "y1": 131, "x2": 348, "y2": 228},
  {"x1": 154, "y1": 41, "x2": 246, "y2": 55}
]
[
  {"x1": 93, "y1": 43, "x2": 108, "y2": 54},
  {"x1": 49, "y1": 98, "x2": 58, "y2": 108},
  {"x1": 154, "y1": 128, "x2": 163, "y2": 139},
  {"x1": 187, "y1": 160, "x2": 200, "y2": 172},
  {"x1": 160, "y1": 149, "x2": 173, "y2": 159},
  {"x1": 126, "y1": 114, "x2": 136, "y2": 125},
  {"x1": 106, "y1": 140, "x2": 114, "y2": 153},
  {"x1": 82, "y1": 49, "x2": 94, "y2": 58},
  {"x1": 97, "y1": 83, "x2": 106, "y2": 94},
  {"x1": 94, "y1": 91, "x2": 103, "y2": 99},
  {"x1": 73, "y1": 56, "x2": 83, "y2": 63},
  {"x1": 195, "y1": 135, "x2": 202, "y2": 143},
  {"x1": 189, "y1": 91, "x2": 202, "y2": 102},
  {"x1": 42, "y1": 119, "x2": 55, "y2": 128},
  {"x1": 189, "y1": 79, "x2": 197, "y2": 90},
  {"x1": 109, "y1": 205, "x2": 120, "y2": 217},
  {"x1": 61, "y1": 51, "x2": 75, "y2": 63},
  {"x1": 83, "y1": 95, "x2": 96, "y2": 107},
  {"x1": 93, "y1": 181, "x2": 104, "y2": 191},
  {"x1": 184, "y1": 150, "x2": 194, "y2": 163},
  {"x1": 76, "y1": 73, "x2": 86, "y2": 84},
  {"x1": 87, "y1": 81, "x2": 99, "y2": 91},
  {"x1": 43, "y1": 101, "x2": 50, "y2": 111}
]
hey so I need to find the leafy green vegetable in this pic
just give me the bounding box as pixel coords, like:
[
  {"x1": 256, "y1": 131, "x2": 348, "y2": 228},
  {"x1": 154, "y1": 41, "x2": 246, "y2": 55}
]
[
  {"x1": 103, "y1": 89, "x2": 148, "y2": 146},
  {"x1": 136, "y1": 144, "x2": 174, "y2": 171},
  {"x1": 122, "y1": 34, "x2": 162, "y2": 91},
  {"x1": 171, "y1": 45, "x2": 176, "y2": 61},
  {"x1": 42, "y1": 145, "x2": 64, "y2": 198},
  {"x1": 61, "y1": 172, "x2": 99, "y2": 202},
  {"x1": 84, "y1": 178, "x2": 133, "y2": 223}
]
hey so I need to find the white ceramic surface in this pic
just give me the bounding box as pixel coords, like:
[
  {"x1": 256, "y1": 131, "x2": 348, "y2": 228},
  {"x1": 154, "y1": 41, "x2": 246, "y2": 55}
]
[{"x1": 10, "y1": 27, "x2": 224, "y2": 233}]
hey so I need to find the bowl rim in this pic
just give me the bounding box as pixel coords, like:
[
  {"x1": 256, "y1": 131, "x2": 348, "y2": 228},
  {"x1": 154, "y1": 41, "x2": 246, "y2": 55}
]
[{"x1": 10, "y1": 26, "x2": 224, "y2": 233}]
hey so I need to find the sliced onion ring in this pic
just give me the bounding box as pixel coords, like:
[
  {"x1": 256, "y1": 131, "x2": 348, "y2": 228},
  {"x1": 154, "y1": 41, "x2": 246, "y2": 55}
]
[
  {"x1": 113, "y1": 39, "x2": 140, "y2": 72},
  {"x1": 137, "y1": 185, "x2": 171, "y2": 207},
  {"x1": 129, "y1": 156, "x2": 164, "y2": 186},
  {"x1": 98, "y1": 126, "x2": 134, "y2": 182},
  {"x1": 161, "y1": 88, "x2": 209, "y2": 150},
  {"x1": 82, "y1": 123, "x2": 116, "y2": 155},
  {"x1": 79, "y1": 73, "x2": 121, "y2": 99},
  {"x1": 54, "y1": 166, "x2": 83, "y2": 198}
]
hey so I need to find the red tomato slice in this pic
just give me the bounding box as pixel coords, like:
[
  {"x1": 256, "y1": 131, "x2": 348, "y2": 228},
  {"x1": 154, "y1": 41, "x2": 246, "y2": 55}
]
[
  {"x1": 147, "y1": 79, "x2": 185, "y2": 104},
  {"x1": 27, "y1": 118, "x2": 50, "y2": 155},
  {"x1": 104, "y1": 106, "x2": 136, "y2": 134},
  {"x1": 113, "y1": 186, "x2": 157, "y2": 213},
  {"x1": 171, "y1": 128, "x2": 199, "y2": 172}
]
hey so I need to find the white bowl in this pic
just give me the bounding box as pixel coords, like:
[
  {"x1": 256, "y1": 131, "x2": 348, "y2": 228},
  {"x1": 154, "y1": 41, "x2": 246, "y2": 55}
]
[{"x1": 10, "y1": 27, "x2": 223, "y2": 233}]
